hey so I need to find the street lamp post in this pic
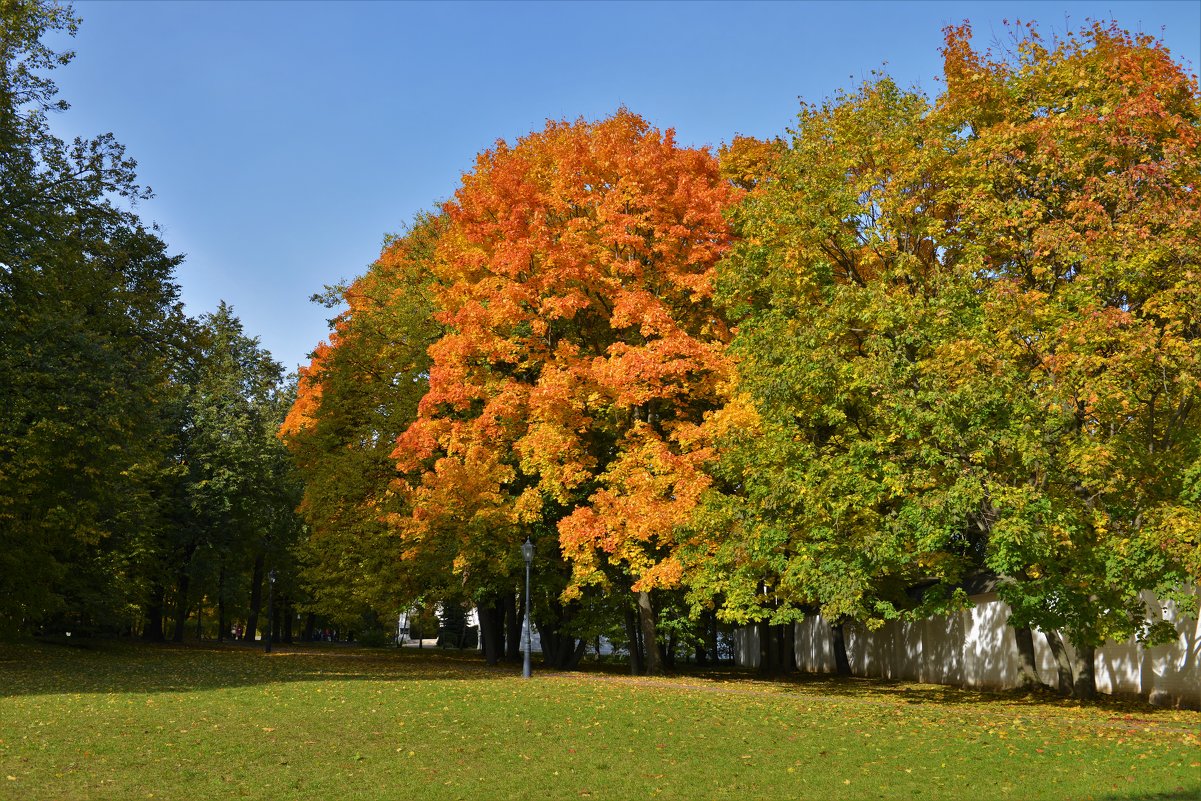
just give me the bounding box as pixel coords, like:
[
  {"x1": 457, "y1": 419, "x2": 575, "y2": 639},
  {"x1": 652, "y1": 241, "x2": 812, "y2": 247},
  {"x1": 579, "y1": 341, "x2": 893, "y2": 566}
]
[
  {"x1": 521, "y1": 537, "x2": 534, "y2": 678},
  {"x1": 265, "y1": 569, "x2": 277, "y2": 654}
]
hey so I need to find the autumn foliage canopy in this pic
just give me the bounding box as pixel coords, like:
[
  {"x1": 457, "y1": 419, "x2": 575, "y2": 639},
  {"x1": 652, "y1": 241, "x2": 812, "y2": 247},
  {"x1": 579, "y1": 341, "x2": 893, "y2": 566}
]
[
  {"x1": 283, "y1": 21, "x2": 1201, "y2": 688},
  {"x1": 374, "y1": 112, "x2": 738, "y2": 668}
]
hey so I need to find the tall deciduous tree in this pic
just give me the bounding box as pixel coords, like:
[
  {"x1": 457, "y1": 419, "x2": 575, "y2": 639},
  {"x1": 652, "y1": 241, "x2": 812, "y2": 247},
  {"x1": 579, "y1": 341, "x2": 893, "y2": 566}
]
[
  {"x1": 703, "y1": 21, "x2": 1200, "y2": 694},
  {"x1": 934, "y1": 21, "x2": 1201, "y2": 697},
  {"x1": 391, "y1": 110, "x2": 735, "y2": 672},
  {"x1": 697, "y1": 77, "x2": 980, "y2": 674},
  {"x1": 280, "y1": 214, "x2": 444, "y2": 630},
  {"x1": 0, "y1": 0, "x2": 189, "y2": 634}
]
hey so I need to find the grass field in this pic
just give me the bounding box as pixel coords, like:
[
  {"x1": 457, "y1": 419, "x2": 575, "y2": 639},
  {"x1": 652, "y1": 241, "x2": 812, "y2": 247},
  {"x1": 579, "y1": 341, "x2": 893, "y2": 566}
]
[{"x1": 0, "y1": 641, "x2": 1197, "y2": 801}]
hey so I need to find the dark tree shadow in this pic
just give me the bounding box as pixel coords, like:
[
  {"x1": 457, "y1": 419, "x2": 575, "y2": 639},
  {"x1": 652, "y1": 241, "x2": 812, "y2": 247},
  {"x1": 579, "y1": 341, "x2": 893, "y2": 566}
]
[
  {"x1": 3, "y1": 639, "x2": 1200, "y2": 724},
  {"x1": 0, "y1": 639, "x2": 514, "y2": 697},
  {"x1": 1091, "y1": 789, "x2": 1201, "y2": 801},
  {"x1": 561, "y1": 661, "x2": 1201, "y2": 721}
]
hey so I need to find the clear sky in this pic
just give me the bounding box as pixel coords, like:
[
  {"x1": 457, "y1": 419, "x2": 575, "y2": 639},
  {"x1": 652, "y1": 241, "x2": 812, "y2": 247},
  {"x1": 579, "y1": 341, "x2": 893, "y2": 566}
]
[{"x1": 46, "y1": 0, "x2": 1201, "y2": 374}]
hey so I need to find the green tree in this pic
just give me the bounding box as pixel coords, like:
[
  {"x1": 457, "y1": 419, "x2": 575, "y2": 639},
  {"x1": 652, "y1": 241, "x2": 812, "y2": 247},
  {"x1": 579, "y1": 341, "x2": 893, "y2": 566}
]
[
  {"x1": 933, "y1": 21, "x2": 1201, "y2": 697},
  {"x1": 280, "y1": 214, "x2": 444, "y2": 633},
  {"x1": 701, "y1": 21, "x2": 1201, "y2": 696},
  {"x1": 147, "y1": 304, "x2": 299, "y2": 643},
  {"x1": 696, "y1": 76, "x2": 978, "y2": 675},
  {"x1": 0, "y1": 0, "x2": 189, "y2": 634}
]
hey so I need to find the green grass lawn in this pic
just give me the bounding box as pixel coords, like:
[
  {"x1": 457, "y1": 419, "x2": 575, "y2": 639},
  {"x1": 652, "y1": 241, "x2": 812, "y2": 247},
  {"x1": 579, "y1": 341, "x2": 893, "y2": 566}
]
[{"x1": 0, "y1": 641, "x2": 1196, "y2": 801}]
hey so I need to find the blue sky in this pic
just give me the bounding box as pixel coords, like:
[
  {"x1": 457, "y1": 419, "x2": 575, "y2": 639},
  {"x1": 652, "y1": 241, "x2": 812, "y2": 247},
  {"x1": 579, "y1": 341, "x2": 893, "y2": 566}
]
[{"x1": 48, "y1": 1, "x2": 1201, "y2": 374}]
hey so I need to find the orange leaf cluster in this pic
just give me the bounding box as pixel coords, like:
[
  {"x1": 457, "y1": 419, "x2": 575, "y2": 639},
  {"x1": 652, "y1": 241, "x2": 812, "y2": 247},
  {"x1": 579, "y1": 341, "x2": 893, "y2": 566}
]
[{"x1": 391, "y1": 110, "x2": 737, "y2": 595}]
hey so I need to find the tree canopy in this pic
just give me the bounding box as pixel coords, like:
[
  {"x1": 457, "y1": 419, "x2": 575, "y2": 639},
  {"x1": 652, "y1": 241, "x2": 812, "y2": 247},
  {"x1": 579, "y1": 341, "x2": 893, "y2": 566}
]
[
  {"x1": 4, "y1": 0, "x2": 1196, "y2": 700},
  {"x1": 1, "y1": 0, "x2": 303, "y2": 642},
  {"x1": 696, "y1": 21, "x2": 1201, "y2": 694},
  {"x1": 283, "y1": 20, "x2": 1199, "y2": 692}
]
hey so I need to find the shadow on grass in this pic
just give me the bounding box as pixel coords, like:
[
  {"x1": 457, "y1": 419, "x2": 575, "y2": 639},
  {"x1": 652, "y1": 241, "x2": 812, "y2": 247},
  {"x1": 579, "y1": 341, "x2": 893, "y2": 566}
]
[
  {"x1": 2, "y1": 640, "x2": 1200, "y2": 725},
  {"x1": 1093, "y1": 790, "x2": 1201, "y2": 801},
  {"x1": 562, "y1": 662, "x2": 1201, "y2": 720},
  {"x1": 0, "y1": 639, "x2": 510, "y2": 697},
  {"x1": 754, "y1": 672, "x2": 1201, "y2": 716},
  {"x1": 658, "y1": 662, "x2": 1191, "y2": 715}
]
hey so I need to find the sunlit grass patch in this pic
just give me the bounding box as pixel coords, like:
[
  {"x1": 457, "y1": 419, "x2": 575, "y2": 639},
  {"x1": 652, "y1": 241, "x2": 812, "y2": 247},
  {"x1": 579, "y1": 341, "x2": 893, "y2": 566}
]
[{"x1": 1, "y1": 641, "x2": 1197, "y2": 800}]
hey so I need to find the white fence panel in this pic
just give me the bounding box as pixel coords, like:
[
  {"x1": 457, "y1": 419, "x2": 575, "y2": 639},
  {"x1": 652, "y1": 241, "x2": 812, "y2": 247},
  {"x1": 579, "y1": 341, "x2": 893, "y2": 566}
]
[{"x1": 735, "y1": 587, "x2": 1199, "y2": 708}]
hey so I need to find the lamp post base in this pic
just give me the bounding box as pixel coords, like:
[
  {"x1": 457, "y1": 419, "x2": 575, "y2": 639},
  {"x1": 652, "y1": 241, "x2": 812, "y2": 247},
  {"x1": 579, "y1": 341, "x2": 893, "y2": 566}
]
[{"x1": 523, "y1": 557, "x2": 532, "y2": 678}]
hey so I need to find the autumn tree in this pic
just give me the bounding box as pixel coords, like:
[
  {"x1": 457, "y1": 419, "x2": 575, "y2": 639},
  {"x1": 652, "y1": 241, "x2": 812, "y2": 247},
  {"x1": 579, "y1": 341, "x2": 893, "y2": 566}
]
[
  {"x1": 696, "y1": 76, "x2": 986, "y2": 676},
  {"x1": 703, "y1": 20, "x2": 1200, "y2": 694},
  {"x1": 280, "y1": 213, "x2": 444, "y2": 632},
  {"x1": 391, "y1": 110, "x2": 736, "y2": 672},
  {"x1": 932, "y1": 21, "x2": 1201, "y2": 697}
]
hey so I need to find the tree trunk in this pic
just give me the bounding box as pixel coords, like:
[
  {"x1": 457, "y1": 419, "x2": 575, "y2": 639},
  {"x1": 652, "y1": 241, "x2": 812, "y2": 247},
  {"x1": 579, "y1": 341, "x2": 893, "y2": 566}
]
[
  {"x1": 217, "y1": 568, "x2": 227, "y2": 643},
  {"x1": 782, "y1": 622, "x2": 797, "y2": 673},
  {"x1": 624, "y1": 607, "x2": 643, "y2": 675},
  {"x1": 565, "y1": 637, "x2": 587, "y2": 670},
  {"x1": 243, "y1": 553, "x2": 265, "y2": 642},
  {"x1": 536, "y1": 620, "x2": 557, "y2": 667},
  {"x1": 549, "y1": 633, "x2": 567, "y2": 668},
  {"x1": 1013, "y1": 626, "x2": 1041, "y2": 688},
  {"x1": 492, "y1": 597, "x2": 507, "y2": 657},
  {"x1": 1070, "y1": 640, "x2": 1097, "y2": 700},
  {"x1": 1042, "y1": 629, "x2": 1074, "y2": 695},
  {"x1": 143, "y1": 585, "x2": 166, "y2": 642},
  {"x1": 758, "y1": 619, "x2": 775, "y2": 676},
  {"x1": 504, "y1": 592, "x2": 521, "y2": 662},
  {"x1": 636, "y1": 591, "x2": 662, "y2": 675},
  {"x1": 172, "y1": 572, "x2": 190, "y2": 642},
  {"x1": 477, "y1": 602, "x2": 502, "y2": 665},
  {"x1": 665, "y1": 629, "x2": 677, "y2": 670},
  {"x1": 553, "y1": 634, "x2": 576, "y2": 669},
  {"x1": 831, "y1": 619, "x2": 852, "y2": 676},
  {"x1": 303, "y1": 613, "x2": 316, "y2": 642},
  {"x1": 535, "y1": 615, "x2": 570, "y2": 669},
  {"x1": 694, "y1": 609, "x2": 711, "y2": 665},
  {"x1": 283, "y1": 601, "x2": 294, "y2": 644},
  {"x1": 634, "y1": 610, "x2": 645, "y2": 670}
]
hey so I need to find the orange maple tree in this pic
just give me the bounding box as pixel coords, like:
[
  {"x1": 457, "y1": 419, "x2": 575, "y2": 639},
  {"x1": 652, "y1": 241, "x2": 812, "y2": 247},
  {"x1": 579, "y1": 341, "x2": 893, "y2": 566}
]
[{"x1": 392, "y1": 110, "x2": 737, "y2": 670}]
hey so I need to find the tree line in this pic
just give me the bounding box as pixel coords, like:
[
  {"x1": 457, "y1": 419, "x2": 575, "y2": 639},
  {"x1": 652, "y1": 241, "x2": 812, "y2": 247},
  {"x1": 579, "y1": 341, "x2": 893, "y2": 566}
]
[
  {"x1": 281, "y1": 21, "x2": 1200, "y2": 698},
  {"x1": 4, "y1": 1, "x2": 1197, "y2": 701},
  {"x1": 1, "y1": 0, "x2": 305, "y2": 644}
]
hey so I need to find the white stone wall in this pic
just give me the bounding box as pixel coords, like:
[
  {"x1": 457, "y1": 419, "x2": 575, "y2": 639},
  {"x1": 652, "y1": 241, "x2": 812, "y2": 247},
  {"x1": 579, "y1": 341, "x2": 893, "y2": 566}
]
[{"x1": 733, "y1": 587, "x2": 1200, "y2": 708}]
